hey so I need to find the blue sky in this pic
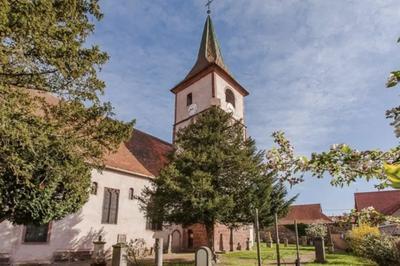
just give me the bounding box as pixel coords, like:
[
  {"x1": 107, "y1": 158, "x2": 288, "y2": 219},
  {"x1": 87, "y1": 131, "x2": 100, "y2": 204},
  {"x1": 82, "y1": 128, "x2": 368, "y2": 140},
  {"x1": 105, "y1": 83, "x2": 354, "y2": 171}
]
[{"x1": 90, "y1": 0, "x2": 400, "y2": 215}]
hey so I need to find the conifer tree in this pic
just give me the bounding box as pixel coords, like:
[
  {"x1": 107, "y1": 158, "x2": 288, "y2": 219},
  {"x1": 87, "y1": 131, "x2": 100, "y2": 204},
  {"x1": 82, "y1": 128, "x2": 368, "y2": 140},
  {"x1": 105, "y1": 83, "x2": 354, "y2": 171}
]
[
  {"x1": 0, "y1": 0, "x2": 133, "y2": 224},
  {"x1": 141, "y1": 107, "x2": 295, "y2": 249}
]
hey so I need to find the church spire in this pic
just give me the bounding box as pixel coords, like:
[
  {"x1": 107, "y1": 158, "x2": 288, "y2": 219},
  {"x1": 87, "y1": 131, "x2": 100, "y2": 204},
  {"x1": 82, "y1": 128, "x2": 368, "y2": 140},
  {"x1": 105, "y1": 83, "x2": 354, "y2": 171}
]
[{"x1": 185, "y1": 15, "x2": 229, "y2": 80}]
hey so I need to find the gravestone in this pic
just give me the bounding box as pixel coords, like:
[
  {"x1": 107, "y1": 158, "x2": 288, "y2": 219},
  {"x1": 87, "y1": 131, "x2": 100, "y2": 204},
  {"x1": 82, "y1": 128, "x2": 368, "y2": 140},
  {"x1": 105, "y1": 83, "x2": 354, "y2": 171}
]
[
  {"x1": 314, "y1": 237, "x2": 326, "y2": 263},
  {"x1": 284, "y1": 238, "x2": 288, "y2": 247},
  {"x1": 111, "y1": 243, "x2": 127, "y2": 266},
  {"x1": 195, "y1": 246, "x2": 212, "y2": 266},
  {"x1": 91, "y1": 236, "x2": 106, "y2": 266},
  {"x1": 117, "y1": 234, "x2": 126, "y2": 244},
  {"x1": 301, "y1": 236, "x2": 307, "y2": 246},
  {"x1": 155, "y1": 238, "x2": 163, "y2": 266}
]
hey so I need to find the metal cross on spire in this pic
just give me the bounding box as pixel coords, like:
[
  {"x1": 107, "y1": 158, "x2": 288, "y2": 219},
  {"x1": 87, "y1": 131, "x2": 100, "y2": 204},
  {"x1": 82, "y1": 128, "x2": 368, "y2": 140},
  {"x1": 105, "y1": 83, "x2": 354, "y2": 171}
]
[{"x1": 205, "y1": 0, "x2": 214, "y2": 14}]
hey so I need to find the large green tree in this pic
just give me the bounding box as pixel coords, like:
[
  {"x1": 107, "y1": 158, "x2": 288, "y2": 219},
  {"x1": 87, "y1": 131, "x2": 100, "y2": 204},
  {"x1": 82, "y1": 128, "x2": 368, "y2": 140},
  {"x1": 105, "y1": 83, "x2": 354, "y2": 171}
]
[
  {"x1": 140, "y1": 107, "x2": 295, "y2": 249},
  {"x1": 0, "y1": 0, "x2": 133, "y2": 225}
]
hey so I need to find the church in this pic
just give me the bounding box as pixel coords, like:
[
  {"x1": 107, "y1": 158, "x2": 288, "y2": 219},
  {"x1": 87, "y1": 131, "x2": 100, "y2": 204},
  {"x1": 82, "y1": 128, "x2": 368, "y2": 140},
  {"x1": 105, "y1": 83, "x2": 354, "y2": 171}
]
[{"x1": 0, "y1": 14, "x2": 253, "y2": 264}]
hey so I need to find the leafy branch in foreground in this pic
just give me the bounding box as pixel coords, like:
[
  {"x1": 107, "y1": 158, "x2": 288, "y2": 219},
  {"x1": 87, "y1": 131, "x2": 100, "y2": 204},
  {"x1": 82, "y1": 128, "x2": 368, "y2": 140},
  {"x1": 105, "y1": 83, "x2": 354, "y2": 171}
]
[
  {"x1": 267, "y1": 131, "x2": 400, "y2": 189},
  {"x1": 267, "y1": 36, "x2": 400, "y2": 189}
]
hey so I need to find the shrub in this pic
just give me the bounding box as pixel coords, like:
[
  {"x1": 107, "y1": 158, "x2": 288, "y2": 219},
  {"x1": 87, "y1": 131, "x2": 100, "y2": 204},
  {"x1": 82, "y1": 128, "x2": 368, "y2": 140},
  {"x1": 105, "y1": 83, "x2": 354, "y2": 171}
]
[
  {"x1": 357, "y1": 234, "x2": 400, "y2": 266},
  {"x1": 346, "y1": 224, "x2": 380, "y2": 255},
  {"x1": 305, "y1": 223, "x2": 327, "y2": 239},
  {"x1": 126, "y1": 238, "x2": 149, "y2": 266}
]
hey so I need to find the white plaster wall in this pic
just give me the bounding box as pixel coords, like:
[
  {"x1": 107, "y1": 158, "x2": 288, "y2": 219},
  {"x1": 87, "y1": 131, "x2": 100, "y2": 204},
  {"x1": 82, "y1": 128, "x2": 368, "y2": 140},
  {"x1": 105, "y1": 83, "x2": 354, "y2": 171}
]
[
  {"x1": 0, "y1": 169, "x2": 156, "y2": 264},
  {"x1": 214, "y1": 73, "x2": 244, "y2": 121},
  {"x1": 175, "y1": 73, "x2": 212, "y2": 123}
]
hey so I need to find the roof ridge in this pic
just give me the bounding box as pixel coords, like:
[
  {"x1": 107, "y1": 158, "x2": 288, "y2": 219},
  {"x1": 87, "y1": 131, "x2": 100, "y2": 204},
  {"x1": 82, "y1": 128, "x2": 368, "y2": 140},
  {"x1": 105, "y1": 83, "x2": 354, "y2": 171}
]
[
  {"x1": 291, "y1": 203, "x2": 321, "y2": 207},
  {"x1": 355, "y1": 190, "x2": 400, "y2": 195}
]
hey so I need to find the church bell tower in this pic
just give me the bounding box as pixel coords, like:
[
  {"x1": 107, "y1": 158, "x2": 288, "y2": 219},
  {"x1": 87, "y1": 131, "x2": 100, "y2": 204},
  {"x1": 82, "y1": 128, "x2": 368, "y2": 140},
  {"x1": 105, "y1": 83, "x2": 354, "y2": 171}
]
[{"x1": 171, "y1": 15, "x2": 249, "y2": 141}]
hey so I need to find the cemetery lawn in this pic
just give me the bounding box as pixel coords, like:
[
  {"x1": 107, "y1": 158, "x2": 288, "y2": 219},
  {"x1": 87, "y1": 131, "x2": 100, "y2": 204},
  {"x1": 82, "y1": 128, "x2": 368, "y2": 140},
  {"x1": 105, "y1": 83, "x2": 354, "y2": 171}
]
[
  {"x1": 143, "y1": 245, "x2": 376, "y2": 266},
  {"x1": 219, "y1": 245, "x2": 376, "y2": 266}
]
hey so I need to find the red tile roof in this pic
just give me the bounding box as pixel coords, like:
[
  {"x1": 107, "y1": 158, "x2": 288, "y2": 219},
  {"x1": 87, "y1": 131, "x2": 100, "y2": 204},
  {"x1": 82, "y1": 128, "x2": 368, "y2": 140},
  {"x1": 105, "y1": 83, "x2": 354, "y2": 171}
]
[
  {"x1": 125, "y1": 129, "x2": 174, "y2": 177},
  {"x1": 354, "y1": 190, "x2": 400, "y2": 215},
  {"x1": 279, "y1": 204, "x2": 333, "y2": 225},
  {"x1": 104, "y1": 129, "x2": 173, "y2": 177}
]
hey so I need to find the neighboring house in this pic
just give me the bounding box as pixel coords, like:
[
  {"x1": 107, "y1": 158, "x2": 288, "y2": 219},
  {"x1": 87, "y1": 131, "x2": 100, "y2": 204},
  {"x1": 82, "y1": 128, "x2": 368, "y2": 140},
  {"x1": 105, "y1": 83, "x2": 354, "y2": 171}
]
[
  {"x1": 279, "y1": 204, "x2": 333, "y2": 225},
  {"x1": 264, "y1": 204, "x2": 332, "y2": 244},
  {"x1": 355, "y1": 190, "x2": 400, "y2": 216},
  {"x1": 355, "y1": 190, "x2": 400, "y2": 236},
  {"x1": 0, "y1": 14, "x2": 254, "y2": 264}
]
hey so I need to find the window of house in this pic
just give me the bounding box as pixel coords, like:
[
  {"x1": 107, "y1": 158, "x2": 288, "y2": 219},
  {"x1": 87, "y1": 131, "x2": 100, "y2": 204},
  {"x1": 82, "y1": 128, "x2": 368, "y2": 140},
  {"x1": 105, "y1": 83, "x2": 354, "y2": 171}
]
[
  {"x1": 24, "y1": 224, "x2": 50, "y2": 243},
  {"x1": 187, "y1": 93, "x2": 193, "y2": 106},
  {"x1": 225, "y1": 89, "x2": 235, "y2": 107},
  {"x1": 101, "y1": 188, "x2": 119, "y2": 224},
  {"x1": 91, "y1": 182, "x2": 98, "y2": 195},
  {"x1": 129, "y1": 188, "x2": 134, "y2": 200}
]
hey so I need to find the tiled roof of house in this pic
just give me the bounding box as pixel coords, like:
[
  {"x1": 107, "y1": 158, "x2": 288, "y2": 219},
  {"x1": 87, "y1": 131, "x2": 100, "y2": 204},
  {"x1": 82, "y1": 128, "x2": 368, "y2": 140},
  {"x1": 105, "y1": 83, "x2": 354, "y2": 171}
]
[
  {"x1": 354, "y1": 190, "x2": 400, "y2": 215},
  {"x1": 279, "y1": 204, "x2": 333, "y2": 225}
]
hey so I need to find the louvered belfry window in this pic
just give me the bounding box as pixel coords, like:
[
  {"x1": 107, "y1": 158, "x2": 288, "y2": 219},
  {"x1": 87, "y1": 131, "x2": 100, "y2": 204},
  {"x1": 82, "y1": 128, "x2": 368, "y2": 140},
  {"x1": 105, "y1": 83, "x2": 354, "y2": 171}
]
[
  {"x1": 225, "y1": 89, "x2": 235, "y2": 107},
  {"x1": 187, "y1": 93, "x2": 193, "y2": 106},
  {"x1": 102, "y1": 188, "x2": 119, "y2": 224}
]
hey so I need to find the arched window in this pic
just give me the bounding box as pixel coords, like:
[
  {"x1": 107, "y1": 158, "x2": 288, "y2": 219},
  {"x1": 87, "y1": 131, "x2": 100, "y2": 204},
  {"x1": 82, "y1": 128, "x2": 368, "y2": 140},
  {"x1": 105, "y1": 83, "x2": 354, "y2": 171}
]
[
  {"x1": 90, "y1": 182, "x2": 98, "y2": 195},
  {"x1": 225, "y1": 89, "x2": 235, "y2": 107},
  {"x1": 129, "y1": 188, "x2": 134, "y2": 200}
]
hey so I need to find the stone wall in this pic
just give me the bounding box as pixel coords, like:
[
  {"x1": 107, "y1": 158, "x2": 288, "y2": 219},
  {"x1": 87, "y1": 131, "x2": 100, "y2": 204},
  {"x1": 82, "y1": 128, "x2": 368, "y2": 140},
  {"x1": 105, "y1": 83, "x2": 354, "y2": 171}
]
[
  {"x1": 263, "y1": 225, "x2": 298, "y2": 244},
  {"x1": 182, "y1": 223, "x2": 253, "y2": 252}
]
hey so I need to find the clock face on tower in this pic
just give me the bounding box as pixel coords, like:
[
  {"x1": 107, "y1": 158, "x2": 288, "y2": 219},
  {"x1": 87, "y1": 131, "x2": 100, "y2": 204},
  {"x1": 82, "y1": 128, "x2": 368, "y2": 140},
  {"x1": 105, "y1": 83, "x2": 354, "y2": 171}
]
[{"x1": 188, "y1": 103, "x2": 198, "y2": 116}]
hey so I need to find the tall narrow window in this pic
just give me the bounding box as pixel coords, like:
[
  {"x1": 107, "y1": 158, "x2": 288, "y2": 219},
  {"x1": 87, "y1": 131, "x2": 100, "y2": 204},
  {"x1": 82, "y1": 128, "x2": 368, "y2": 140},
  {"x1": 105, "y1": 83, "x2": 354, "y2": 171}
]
[
  {"x1": 225, "y1": 89, "x2": 235, "y2": 107},
  {"x1": 101, "y1": 188, "x2": 119, "y2": 224},
  {"x1": 24, "y1": 224, "x2": 50, "y2": 243},
  {"x1": 187, "y1": 93, "x2": 193, "y2": 106},
  {"x1": 129, "y1": 188, "x2": 134, "y2": 200},
  {"x1": 91, "y1": 182, "x2": 98, "y2": 195}
]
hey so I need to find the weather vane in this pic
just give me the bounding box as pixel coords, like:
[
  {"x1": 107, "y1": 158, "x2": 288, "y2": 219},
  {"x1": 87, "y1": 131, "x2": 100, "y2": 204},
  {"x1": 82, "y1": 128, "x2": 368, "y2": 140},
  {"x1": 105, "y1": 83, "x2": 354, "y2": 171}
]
[{"x1": 206, "y1": 0, "x2": 214, "y2": 14}]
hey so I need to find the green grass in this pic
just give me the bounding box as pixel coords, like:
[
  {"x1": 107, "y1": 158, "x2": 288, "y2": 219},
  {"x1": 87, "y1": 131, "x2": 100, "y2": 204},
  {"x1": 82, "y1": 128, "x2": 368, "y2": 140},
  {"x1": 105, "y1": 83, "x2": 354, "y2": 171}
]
[
  {"x1": 220, "y1": 245, "x2": 376, "y2": 266},
  {"x1": 138, "y1": 245, "x2": 376, "y2": 266},
  {"x1": 305, "y1": 252, "x2": 376, "y2": 266}
]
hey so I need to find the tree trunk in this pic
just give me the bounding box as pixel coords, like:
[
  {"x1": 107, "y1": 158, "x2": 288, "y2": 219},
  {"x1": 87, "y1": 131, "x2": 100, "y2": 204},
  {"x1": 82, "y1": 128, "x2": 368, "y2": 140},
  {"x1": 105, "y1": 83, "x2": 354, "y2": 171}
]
[{"x1": 205, "y1": 222, "x2": 216, "y2": 261}]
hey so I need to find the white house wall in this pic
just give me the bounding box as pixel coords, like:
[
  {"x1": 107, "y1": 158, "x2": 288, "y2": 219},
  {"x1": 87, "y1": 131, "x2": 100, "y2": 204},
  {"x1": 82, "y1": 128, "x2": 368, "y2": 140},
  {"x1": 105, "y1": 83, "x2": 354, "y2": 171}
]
[{"x1": 0, "y1": 168, "x2": 156, "y2": 264}]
